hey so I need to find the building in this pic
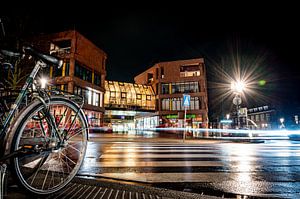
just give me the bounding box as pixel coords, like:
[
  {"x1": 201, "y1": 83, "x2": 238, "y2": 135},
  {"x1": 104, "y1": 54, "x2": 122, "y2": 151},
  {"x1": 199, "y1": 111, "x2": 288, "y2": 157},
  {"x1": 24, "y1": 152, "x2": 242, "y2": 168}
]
[
  {"x1": 247, "y1": 105, "x2": 277, "y2": 129},
  {"x1": 231, "y1": 105, "x2": 277, "y2": 129},
  {"x1": 134, "y1": 58, "x2": 208, "y2": 128},
  {"x1": 31, "y1": 30, "x2": 107, "y2": 126},
  {"x1": 104, "y1": 80, "x2": 156, "y2": 131}
]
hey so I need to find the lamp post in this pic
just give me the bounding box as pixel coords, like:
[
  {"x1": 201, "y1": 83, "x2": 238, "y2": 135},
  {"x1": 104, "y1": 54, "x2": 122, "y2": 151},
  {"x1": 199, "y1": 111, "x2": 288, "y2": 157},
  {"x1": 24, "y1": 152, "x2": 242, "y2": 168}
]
[
  {"x1": 231, "y1": 81, "x2": 245, "y2": 129},
  {"x1": 279, "y1": 117, "x2": 285, "y2": 129}
]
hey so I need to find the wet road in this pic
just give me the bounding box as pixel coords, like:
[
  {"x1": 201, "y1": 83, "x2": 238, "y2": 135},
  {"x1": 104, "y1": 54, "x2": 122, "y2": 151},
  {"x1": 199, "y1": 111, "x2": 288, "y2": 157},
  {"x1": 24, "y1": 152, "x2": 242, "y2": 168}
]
[{"x1": 79, "y1": 131, "x2": 300, "y2": 198}]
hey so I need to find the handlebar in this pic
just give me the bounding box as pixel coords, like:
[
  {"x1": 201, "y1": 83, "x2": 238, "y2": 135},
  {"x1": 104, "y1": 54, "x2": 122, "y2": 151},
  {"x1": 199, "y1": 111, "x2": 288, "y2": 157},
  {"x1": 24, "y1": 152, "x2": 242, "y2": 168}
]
[{"x1": 0, "y1": 46, "x2": 63, "y2": 69}]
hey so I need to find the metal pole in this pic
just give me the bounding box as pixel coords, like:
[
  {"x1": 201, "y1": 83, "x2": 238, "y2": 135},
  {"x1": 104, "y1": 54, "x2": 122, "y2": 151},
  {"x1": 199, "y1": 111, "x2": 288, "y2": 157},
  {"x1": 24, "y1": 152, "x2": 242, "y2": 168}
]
[
  {"x1": 237, "y1": 103, "x2": 240, "y2": 129},
  {"x1": 0, "y1": 164, "x2": 7, "y2": 199},
  {"x1": 183, "y1": 106, "x2": 187, "y2": 142}
]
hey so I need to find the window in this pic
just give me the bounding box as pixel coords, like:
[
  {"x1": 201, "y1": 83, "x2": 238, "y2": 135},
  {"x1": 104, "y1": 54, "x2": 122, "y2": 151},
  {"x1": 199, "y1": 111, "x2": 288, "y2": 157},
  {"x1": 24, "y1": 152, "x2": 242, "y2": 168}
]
[
  {"x1": 180, "y1": 64, "x2": 200, "y2": 77},
  {"x1": 266, "y1": 113, "x2": 270, "y2": 122},
  {"x1": 161, "y1": 67, "x2": 164, "y2": 78},
  {"x1": 94, "y1": 73, "x2": 101, "y2": 86},
  {"x1": 121, "y1": 92, "x2": 127, "y2": 98},
  {"x1": 147, "y1": 73, "x2": 154, "y2": 83},
  {"x1": 146, "y1": 95, "x2": 151, "y2": 101},
  {"x1": 75, "y1": 62, "x2": 93, "y2": 83},
  {"x1": 255, "y1": 114, "x2": 260, "y2": 122},
  {"x1": 169, "y1": 82, "x2": 199, "y2": 94},
  {"x1": 93, "y1": 92, "x2": 99, "y2": 106},
  {"x1": 137, "y1": 94, "x2": 142, "y2": 100},
  {"x1": 162, "y1": 98, "x2": 170, "y2": 110},
  {"x1": 50, "y1": 40, "x2": 71, "y2": 56},
  {"x1": 110, "y1": 91, "x2": 116, "y2": 98},
  {"x1": 172, "y1": 84, "x2": 179, "y2": 94},
  {"x1": 261, "y1": 114, "x2": 265, "y2": 121},
  {"x1": 162, "y1": 83, "x2": 169, "y2": 94}
]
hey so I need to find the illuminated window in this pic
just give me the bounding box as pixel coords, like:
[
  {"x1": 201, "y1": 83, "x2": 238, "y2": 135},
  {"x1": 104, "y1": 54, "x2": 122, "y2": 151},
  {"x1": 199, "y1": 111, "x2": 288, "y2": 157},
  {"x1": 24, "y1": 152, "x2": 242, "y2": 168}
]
[
  {"x1": 180, "y1": 64, "x2": 200, "y2": 77},
  {"x1": 161, "y1": 67, "x2": 164, "y2": 78},
  {"x1": 137, "y1": 94, "x2": 142, "y2": 100},
  {"x1": 121, "y1": 92, "x2": 126, "y2": 98},
  {"x1": 146, "y1": 95, "x2": 151, "y2": 101},
  {"x1": 93, "y1": 92, "x2": 99, "y2": 106},
  {"x1": 110, "y1": 91, "x2": 116, "y2": 98}
]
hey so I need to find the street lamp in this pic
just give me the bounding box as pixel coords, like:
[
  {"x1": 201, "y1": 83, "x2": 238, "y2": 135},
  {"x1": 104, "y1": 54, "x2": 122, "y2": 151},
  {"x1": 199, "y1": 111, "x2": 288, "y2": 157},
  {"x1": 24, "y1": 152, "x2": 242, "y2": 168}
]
[
  {"x1": 231, "y1": 80, "x2": 245, "y2": 129},
  {"x1": 279, "y1": 117, "x2": 285, "y2": 129}
]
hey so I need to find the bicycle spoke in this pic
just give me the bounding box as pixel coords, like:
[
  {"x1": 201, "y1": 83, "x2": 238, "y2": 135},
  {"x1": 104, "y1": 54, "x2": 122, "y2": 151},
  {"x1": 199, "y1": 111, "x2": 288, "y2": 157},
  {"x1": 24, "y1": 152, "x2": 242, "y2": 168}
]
[
  {"x1": 65, "y1": 143, "x2": 81, "y2": 153},
  {"x1": 12, "y1": 98, "x2": 87, "y2": 194},
  {"x1": 59, "y1": 151, "x2": 77, "y2": 165},
  {"x1": 66, "y1": 128, "x2": 85, "y2": 141}
]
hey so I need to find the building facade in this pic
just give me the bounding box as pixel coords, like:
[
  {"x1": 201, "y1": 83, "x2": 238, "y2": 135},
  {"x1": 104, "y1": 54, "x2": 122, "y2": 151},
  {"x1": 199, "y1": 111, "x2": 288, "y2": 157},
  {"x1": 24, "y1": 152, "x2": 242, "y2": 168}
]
[
  {"x1": 32, "y1": 30, "x2": 107, "y2": 126},
  {"x1": 247, "y1": 105, "x2": 276, "y2": 129},
  {"x1": 104, "y1": 80, "x2": 156, "y2": 131},
  {"x1": 231, "y1": 105, "x2": 277, "y2": 130},
  {"x1": 134, "y1": 58, "x2": 208, "y2": 128}
]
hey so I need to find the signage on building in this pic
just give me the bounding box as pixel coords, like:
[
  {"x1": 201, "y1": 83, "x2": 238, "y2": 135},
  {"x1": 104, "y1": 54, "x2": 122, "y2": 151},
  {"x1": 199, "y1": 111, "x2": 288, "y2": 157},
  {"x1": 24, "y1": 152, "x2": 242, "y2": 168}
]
[
  {"x1": 183, "y1": 94, "x2": 190, "y2": 107},
  {"x1": 220, "y1": 119, "x2": 233, "y2": 124}
]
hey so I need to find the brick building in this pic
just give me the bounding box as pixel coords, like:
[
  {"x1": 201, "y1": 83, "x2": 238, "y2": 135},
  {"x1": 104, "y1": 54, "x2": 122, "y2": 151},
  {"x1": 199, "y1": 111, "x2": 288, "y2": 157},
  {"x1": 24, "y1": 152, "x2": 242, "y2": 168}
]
[
  {"x1": 134, "y1": 58, "x2": 208, "y2": 128},
  {"x1": 31, "y1": 30, "x2": 107, "y2": 126}
]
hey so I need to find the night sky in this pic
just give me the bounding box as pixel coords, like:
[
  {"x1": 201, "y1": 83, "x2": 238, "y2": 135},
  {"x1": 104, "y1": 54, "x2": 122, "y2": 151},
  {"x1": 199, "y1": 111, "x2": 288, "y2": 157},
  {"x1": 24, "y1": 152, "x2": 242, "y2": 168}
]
[{"x1": 1, "y1": 3, "x2": 300, "y2": 118}]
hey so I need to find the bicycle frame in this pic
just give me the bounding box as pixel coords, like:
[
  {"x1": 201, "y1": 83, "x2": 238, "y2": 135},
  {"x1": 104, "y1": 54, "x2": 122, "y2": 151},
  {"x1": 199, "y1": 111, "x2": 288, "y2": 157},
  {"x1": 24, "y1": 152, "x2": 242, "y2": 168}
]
[
  {"x1": 0, "y1": 60, "x2": 62, "y2": 148},
  {"x1": 1, "y1": 60, "x2": 41, "y2": 137}
]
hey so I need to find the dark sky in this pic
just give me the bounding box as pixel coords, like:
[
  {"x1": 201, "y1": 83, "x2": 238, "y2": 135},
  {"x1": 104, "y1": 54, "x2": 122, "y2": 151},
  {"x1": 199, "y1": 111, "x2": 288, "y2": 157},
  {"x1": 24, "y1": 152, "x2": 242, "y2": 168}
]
[{"x1": 1, "y1": 3, "x2": 300, "y2": 116}]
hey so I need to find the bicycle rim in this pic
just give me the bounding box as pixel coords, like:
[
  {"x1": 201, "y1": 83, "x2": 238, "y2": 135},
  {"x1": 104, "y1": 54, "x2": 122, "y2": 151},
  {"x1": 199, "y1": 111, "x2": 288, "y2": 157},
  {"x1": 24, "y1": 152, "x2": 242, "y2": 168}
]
[{"x1": 11, "y1": 98, "x2": 88, "y2": 195}]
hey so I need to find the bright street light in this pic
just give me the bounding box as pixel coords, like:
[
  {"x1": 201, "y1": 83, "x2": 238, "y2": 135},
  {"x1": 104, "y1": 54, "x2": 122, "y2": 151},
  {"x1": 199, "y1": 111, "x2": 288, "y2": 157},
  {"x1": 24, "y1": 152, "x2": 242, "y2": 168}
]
[
  {"x1": 231, "y1": 80, "x2": 247, "y2": 129},
  {"x1": 279, "y1": 117, "x2": 285, "y2": 129},
  {"x1": 40, "y1": 77, "x2": 47, "y2": 89},
  {"x1": 231, "y1": 80, "x2": 246, "y2": 93}
]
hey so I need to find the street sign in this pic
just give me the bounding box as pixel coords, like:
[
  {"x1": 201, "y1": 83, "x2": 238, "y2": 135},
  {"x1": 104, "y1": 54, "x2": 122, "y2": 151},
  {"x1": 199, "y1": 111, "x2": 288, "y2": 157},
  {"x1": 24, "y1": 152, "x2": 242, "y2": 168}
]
[
  {"x1": 233, "y1": 95, "x2": 242, "y2": 105},
  {"x1": 183, "y1": 94, "x2": 190, "y2": 107}
]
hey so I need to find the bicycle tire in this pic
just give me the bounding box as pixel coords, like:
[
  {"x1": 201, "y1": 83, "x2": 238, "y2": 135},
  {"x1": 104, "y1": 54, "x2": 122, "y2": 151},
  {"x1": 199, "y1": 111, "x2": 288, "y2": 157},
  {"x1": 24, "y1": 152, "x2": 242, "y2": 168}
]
[{"x1": 9, "y1": 97, "x2": 88, "y2": 195}]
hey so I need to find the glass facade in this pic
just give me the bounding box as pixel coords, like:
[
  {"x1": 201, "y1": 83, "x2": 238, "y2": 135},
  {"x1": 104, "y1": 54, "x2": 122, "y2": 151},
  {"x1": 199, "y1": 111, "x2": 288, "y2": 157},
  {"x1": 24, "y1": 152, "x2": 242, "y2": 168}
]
[
  {"x1": 104, "y1": 81, "x2": 155, "y2": 111},
  {"x1": 161, "y1": 82, "x2": 199, "y2": 94},
  {"x1": 74, "y1": 85, "x2": 103, "y2": 107},
  {"x1": 51, "y1": 60, "x2": 70, "y2": 77},
  {"x1": 161, "y1": 97, "x2": 200, "y2": 111}
]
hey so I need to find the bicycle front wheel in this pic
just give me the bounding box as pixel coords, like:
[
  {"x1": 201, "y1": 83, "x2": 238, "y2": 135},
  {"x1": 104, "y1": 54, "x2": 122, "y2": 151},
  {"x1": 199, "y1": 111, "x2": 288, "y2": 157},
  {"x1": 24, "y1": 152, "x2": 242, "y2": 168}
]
[{"x1": 10, "y1": 97, "x2": 88, "y2": 195}]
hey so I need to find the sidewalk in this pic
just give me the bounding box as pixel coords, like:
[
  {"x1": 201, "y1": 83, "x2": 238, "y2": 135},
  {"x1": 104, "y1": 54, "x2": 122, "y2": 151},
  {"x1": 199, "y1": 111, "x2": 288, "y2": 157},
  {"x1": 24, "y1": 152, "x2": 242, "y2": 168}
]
[{"x1": 5, "y1": 176, "x2": 228, "y2": 199}]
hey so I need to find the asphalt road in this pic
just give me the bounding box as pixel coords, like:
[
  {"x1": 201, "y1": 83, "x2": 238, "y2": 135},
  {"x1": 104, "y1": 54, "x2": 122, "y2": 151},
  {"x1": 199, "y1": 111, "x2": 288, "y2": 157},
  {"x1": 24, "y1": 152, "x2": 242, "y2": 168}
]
[
  {"x1": 4, "y1": 131, "x2": 300, "y2": 198},
  {"x1": 78, "y1": 132, "x2": 300, "y2": 198}
]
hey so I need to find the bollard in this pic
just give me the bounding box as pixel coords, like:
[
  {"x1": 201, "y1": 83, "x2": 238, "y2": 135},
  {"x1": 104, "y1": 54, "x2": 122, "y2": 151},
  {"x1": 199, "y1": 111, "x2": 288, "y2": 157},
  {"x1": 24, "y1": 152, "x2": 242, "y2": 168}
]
[{"x1": 0, "y1": 164, "x2": 7, "y2": 199}]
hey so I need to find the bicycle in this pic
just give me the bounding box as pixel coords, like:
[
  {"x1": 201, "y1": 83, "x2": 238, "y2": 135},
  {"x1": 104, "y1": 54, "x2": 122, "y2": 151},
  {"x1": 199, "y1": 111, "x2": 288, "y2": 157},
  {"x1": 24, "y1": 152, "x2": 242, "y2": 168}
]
[{"x1": 0, "y1": 46, "x2": 88, "y2": 195}]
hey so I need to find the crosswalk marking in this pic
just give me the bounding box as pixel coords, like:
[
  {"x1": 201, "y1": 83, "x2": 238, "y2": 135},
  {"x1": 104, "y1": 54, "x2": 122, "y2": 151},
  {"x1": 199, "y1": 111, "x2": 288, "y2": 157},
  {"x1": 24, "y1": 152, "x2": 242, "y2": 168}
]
[
  {"x1": 81, "y1": 142, "x2": 300, "y2": 183},
  {"x1": 85, "y1": 161, "x2": 224, "y2": 167},
  {"x1": 80, "y1": 172, "x2": 232, "y2": 183},
  {"x1": 92, "y1": 143, "x2": 230, "y2": 183},
  {"x1": 106, "y1": 149, "x2": 300, "y2": 153}
]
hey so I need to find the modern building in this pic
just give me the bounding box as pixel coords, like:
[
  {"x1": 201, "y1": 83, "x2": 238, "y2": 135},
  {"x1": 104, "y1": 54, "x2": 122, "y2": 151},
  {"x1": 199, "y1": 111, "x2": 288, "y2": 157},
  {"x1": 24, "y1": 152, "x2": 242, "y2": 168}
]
[
  {"x1": 104, "y1": 80, "x2": 156, "y2": 131},
  {"x1": 31, "y1": 30, "x2": 107, "y2": 126},
  {"x1": 134, "y1": 58, "x2": 208, "y2": 128}
]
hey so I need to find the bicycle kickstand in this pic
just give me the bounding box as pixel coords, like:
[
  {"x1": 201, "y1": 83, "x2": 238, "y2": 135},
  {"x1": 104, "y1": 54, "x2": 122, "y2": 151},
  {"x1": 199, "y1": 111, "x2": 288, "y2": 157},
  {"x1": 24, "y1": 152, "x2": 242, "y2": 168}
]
[{"x1": 0, "y1": 164, "x2": 7, "y2": 199}]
